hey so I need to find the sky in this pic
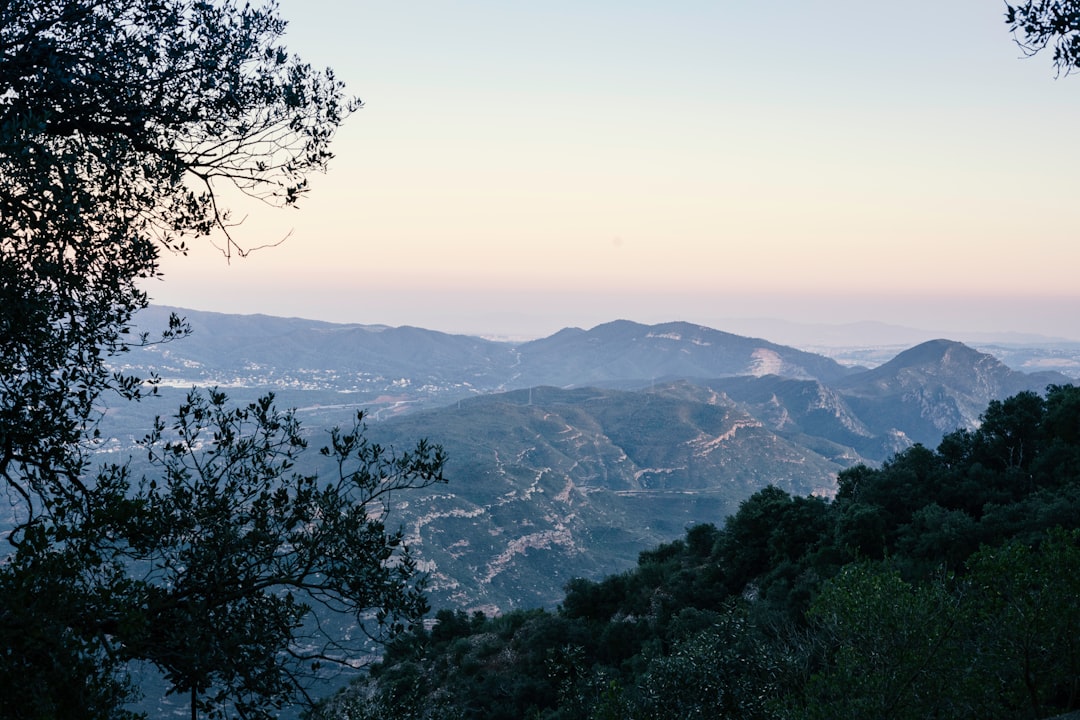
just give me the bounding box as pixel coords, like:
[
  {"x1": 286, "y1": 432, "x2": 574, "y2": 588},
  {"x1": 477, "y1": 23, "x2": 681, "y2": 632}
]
[{"x1": 148, "y1": 1, "x2": 1080, "y2": 341}]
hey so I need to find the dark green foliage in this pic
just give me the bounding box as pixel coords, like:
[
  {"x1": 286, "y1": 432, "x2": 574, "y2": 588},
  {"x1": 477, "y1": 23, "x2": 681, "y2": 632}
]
[
  {"x1": 830, "y1": 385, "x2": 1080, "y2": 572},
  {"x1": 713, "y1": 487, "x2": 838, "y2": 618},
  {"x1": 799, "y1": 564, "x2": 966, "y2": 720},
  {"x1": 800, "y1": 529, "x2": 1080, "y2": 719},
  {"x1": 321, "y1": 385, "x2": 1080, "y2": 720},
  {"x1": 964, "y1": 529, "x2": 1080, "y2": 716},
  {"x1": 635, "y1": 604, "x2": 789, "y2": 720}
]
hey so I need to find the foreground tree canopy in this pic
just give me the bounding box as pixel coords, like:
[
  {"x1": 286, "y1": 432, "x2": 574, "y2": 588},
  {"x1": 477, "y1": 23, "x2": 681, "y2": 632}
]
[
  {"x1": 1, "y1": 2, "x2": 446, "y2": 718},
  {"x1": 1, "y1": 0, "x2": 354, "y2": 518},
  {"x1": 323, "y1": 385, "x2": 1080, "y2": 720}
]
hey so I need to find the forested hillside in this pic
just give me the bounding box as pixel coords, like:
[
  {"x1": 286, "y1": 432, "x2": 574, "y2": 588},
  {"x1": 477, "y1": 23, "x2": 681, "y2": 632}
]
[{"x1": 315, "y1": 384, "x2": 1080, "y2": 720}]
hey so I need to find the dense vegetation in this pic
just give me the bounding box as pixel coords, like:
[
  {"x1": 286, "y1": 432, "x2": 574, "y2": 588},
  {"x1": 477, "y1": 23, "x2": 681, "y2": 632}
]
[{"x1": 315, "y1": 385, "x2": 1080, "y2": 720}]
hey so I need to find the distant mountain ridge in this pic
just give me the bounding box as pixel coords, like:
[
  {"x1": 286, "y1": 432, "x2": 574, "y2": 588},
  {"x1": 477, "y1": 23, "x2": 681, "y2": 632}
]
[
  {"x1": 111, "y1": 307, "x2": 1073, "y2": 612},
  {"x1": 130, "y1": 307, "x2": 512, "y2": 388},
  {"x1": 129, "y1": 308, "x2": 858, "y2": 402},
  {"x1": 836, "y1": 339, "x2": 1067, "y2": 444},
  {"x1": 513, "y1": 320, "x2": 858, "y2": 387}
]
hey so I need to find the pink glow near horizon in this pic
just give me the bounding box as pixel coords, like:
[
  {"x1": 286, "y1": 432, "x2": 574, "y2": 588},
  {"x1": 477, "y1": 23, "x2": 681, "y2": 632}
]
[{"x1": 148, "y1": 0, "x2": 1080, "y2": 341}]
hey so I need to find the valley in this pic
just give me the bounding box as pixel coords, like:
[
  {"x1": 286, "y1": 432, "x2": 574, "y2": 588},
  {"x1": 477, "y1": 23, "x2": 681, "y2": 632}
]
[{"x1": 101, "y1": 307, "x2": 1079, "y2": 614}]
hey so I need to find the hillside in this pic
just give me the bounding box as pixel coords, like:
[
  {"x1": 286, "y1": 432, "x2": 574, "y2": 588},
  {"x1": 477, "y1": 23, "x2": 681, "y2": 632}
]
[
  {"x1": 836, "y1": 339, "x2": 1068, "y2": 445},
  {"x1": 362, "y1": 384, "x2": 841, "y2": 610},
  {"x1": 512, "y1": 320, "x2": 858, "y2": 386},
  {"x1": 316, "y1": 385, "x2": 1080, "y2": 720},
  {"x1": 103, "y1": 309, "x2": 1072, "y2": 614}
]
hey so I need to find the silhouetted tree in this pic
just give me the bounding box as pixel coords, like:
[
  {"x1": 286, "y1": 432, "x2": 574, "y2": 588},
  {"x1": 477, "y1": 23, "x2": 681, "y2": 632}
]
[
  {"x1": 0, "y1": 1, "x2": 436, "y2": 717},
  {"x1": 1007, "y1": 1, "x2": 1080, "y2": 76},
  {"x1": 1, "y1": 0, "x2": 355, "y2": 531}
]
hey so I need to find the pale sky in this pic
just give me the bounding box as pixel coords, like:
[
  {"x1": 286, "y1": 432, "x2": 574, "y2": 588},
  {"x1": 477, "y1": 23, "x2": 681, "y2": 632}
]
[{"x1": 149, "y1": 1, "x2": 1080, "y2": 340}]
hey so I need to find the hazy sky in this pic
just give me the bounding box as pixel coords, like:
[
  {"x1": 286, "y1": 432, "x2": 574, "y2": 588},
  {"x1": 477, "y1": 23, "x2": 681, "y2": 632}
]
[{"x1": 150, "y1": 1, "x2": 1080, "y2": 340}]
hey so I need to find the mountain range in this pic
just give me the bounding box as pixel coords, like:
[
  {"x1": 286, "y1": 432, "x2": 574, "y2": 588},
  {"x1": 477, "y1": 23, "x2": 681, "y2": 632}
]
[{"x1": 110, "y1": 306, "x2": 1073, "y2": 612}]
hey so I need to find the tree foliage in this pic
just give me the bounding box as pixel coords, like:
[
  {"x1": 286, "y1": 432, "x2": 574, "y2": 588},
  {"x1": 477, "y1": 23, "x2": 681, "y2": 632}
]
[
  {"x1": 635, "y1": 604, "x2": 787, "y2": 720},
  {"x1": 1, "y1": 0, "x2": 355, "y2": 529},
  {"x1": 2, "y1": 389, "x2": 447, "y2": 719},
  {"x1": 965, "y1": 528, "x2": 1080, "y2": 716},
  {"x1": 1007, "y1": 1, "x2": 1080, "y2": 75},
  {"x1": 799, "y1": 564, "x2": 965, "y2": 720},
  {"x1": 126, "y1": 391, "x2": 444, "y2": 717},
  {"x1": 0, "y1": 1, "x2": 454, "y2": 717}
]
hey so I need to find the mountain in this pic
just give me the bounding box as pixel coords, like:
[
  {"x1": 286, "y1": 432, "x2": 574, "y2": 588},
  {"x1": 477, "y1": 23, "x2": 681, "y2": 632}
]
[
  {"x1": 128, "y1": 306, "x2": 517, "y2": 395},
  {"x1": 336, "y1": 339, "x2": 1068, "y2": 612},
  {"x1": 102, "y1": 309, "x2": 1073, "y2": 615},
  {"x1": 56, "y1": 309, "x2": 1073, "y2": 716},
  {"x1": 836, "y1": 339, "x2": 1069, "y2": 446},
  {"x1": 130, "y1": 310, "x2": 856, "y2": 390},
  {"x1": 122, "y1": 309, "x2": 860, "y2": 420},
  {"x1": 361, "y1": 383, "x2": 842, "y2": 611},
  {"x1": 702, "y1": 375, "x2": 904, "y2": 464},
  {"x1": 693, "y1": 340, "x2": 1070, "y2": 469},
  {"x1": 511, "y1": 320, "x2": 858, "y2": 387}
]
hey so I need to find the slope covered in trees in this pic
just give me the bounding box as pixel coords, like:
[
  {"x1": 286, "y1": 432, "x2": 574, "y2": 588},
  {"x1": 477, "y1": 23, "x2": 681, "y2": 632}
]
[{"x1": 318, "y1": 384, "x2": 1080, "y2": 720}]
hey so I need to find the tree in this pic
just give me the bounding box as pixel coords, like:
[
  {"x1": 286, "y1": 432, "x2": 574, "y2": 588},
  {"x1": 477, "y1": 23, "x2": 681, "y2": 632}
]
[
  {"x1": 799, "y1": 563, "x2": 967, "y2": 720},
  {"x1": 634, "y1": 604, "x2": 787, "y2": 720},
  {"x1": 964, "y1": 529, "x2": 1080, "y2": 717},
  {"x1": 124, "y1": 390, "x2": 445, "y2": 718},
  {"x1": 0, "y1": 1, "x2": 439, "y2": 716},
  {"x1": 0, "y1": 523, "x2": 144, "y2": 720},
  {"x1": 2, "y1": 388, "x2": 447, "y2": 720},
  {"x1": 1007, "y1": 1, "x2": 1080, "y2": 76},
  {"x1": 1, "y1": 0, "x2": 354, "y2": 527}
]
